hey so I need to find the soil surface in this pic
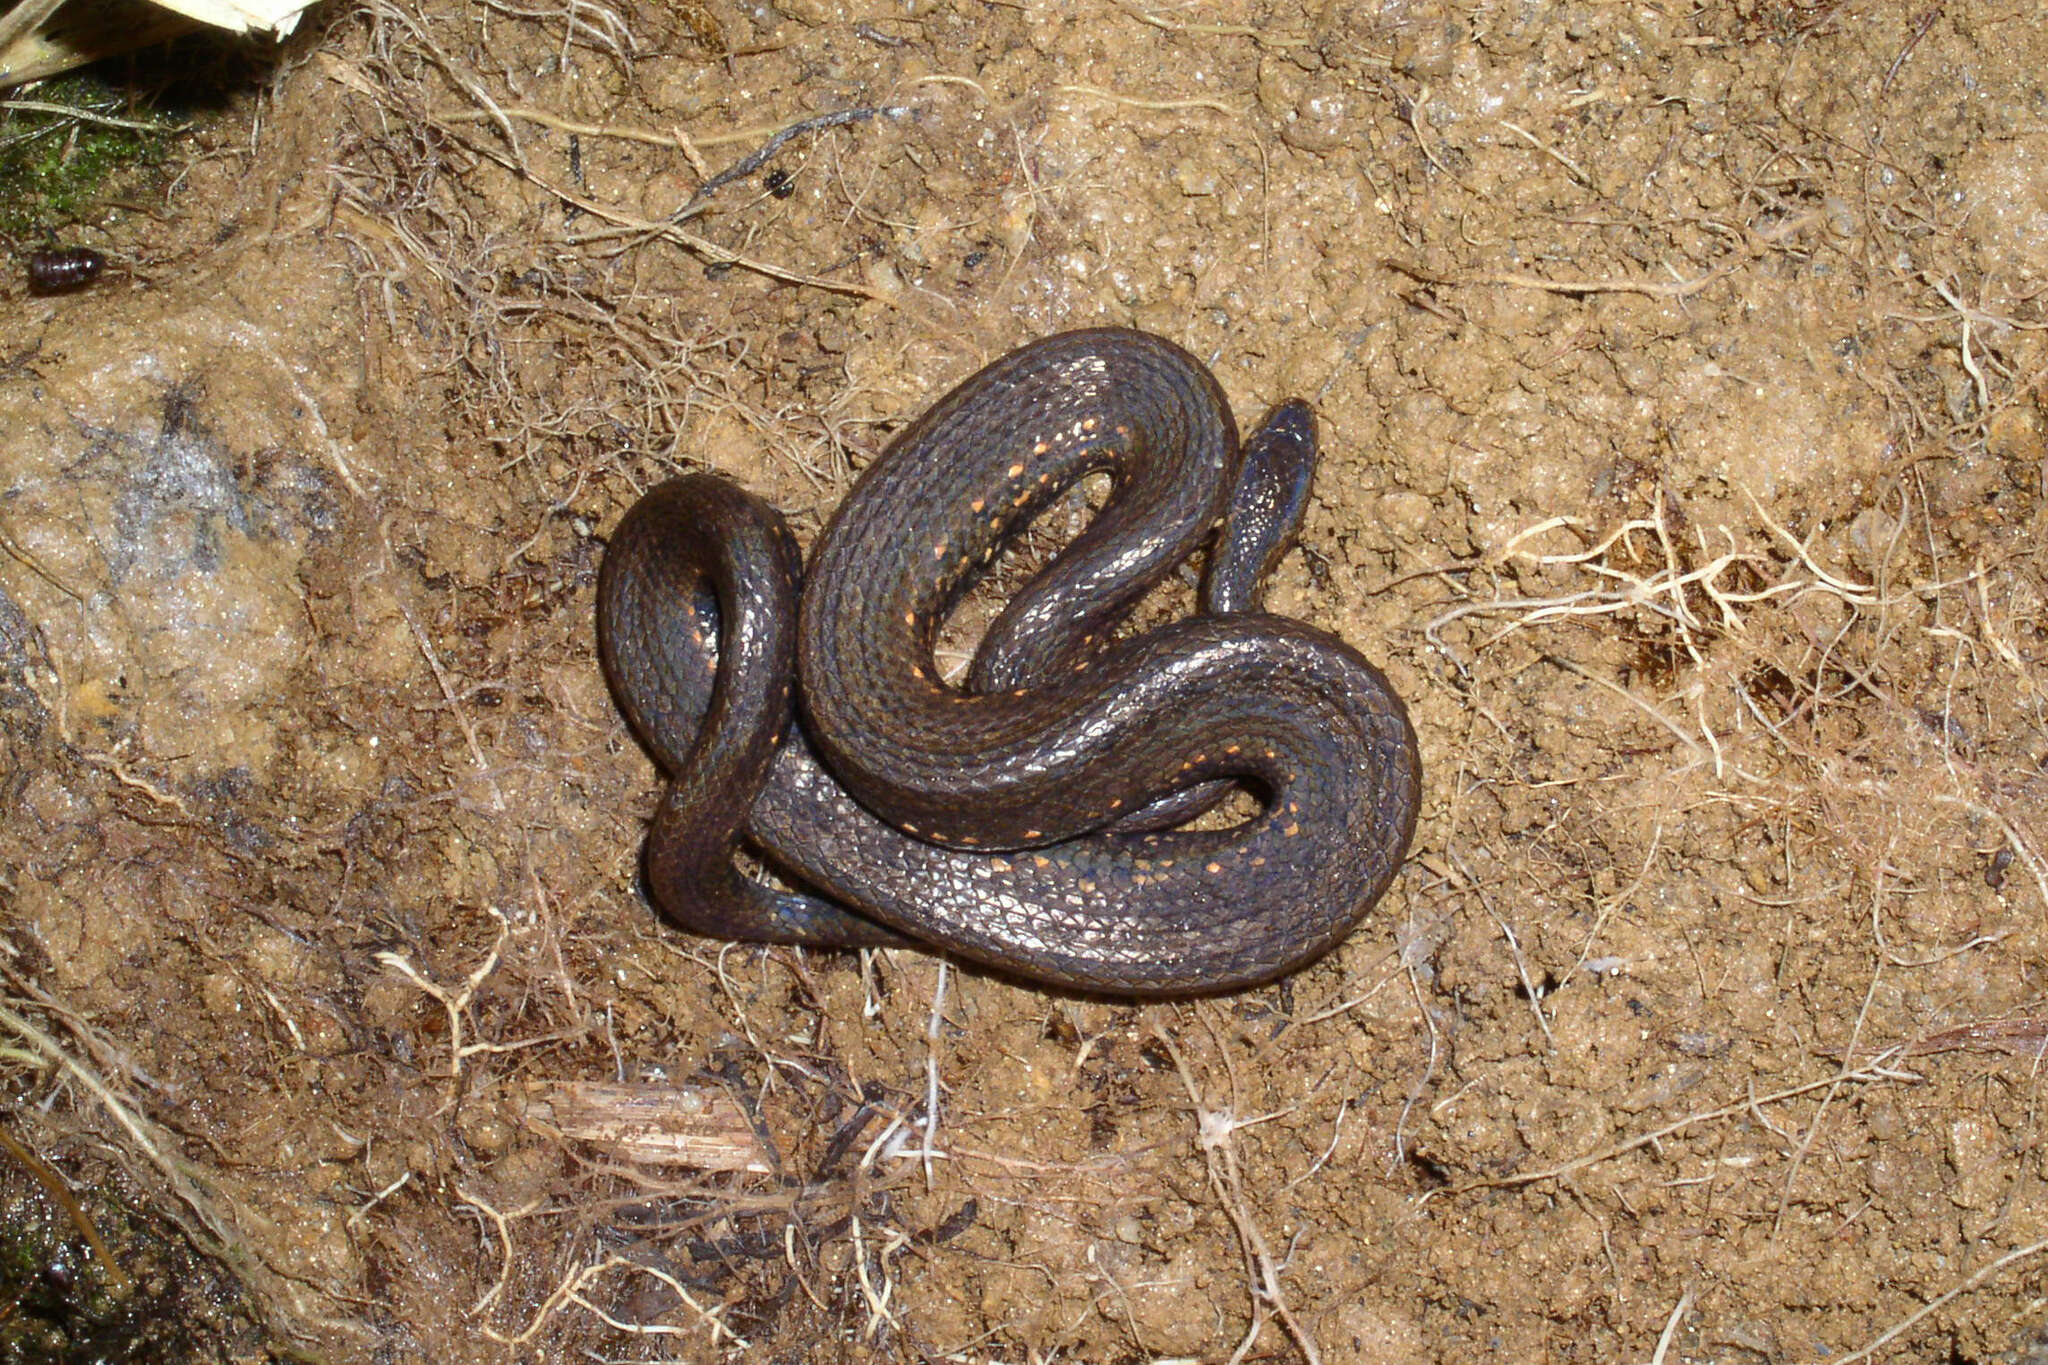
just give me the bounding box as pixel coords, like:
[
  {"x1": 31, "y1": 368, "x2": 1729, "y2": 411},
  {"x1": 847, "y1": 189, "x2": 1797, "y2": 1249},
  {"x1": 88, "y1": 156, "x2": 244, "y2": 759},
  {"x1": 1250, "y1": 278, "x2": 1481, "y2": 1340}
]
[{"x1": 5, "y1": 1, "x2": 2048, "y2": 1362}]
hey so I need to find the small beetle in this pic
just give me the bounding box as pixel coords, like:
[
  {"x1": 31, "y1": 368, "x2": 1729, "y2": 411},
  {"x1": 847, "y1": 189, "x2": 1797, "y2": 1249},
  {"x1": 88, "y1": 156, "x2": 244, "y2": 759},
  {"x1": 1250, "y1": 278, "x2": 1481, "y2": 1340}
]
[{"x1": 26, "y1": 247, "x2": 105, "y2": 296}]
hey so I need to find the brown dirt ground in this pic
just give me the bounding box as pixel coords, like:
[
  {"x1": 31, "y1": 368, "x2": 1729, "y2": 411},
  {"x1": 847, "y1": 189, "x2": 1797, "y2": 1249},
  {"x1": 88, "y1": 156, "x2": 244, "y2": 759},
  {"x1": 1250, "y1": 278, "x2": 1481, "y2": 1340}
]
[{"x1": 5, "y1": 1, "x2": 2048, "y2": 1361}]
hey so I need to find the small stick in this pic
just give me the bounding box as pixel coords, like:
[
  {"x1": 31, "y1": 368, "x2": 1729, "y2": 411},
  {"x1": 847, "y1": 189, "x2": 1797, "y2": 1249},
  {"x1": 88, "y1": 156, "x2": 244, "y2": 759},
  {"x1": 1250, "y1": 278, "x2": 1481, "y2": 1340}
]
[
  {"x1": 681, "y1": 107, "x2": 909, "y2": 213},
  {"x1": 0, "y1": 1123, "x2": 132, "y2": 1294}
]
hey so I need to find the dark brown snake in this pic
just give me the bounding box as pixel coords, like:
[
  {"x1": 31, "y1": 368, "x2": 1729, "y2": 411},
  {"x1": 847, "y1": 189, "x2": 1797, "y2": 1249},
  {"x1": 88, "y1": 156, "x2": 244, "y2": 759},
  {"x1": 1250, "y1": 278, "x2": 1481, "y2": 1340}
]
[{"x1": 597, "y1": 328, "x2": 1422, "y2": 995}]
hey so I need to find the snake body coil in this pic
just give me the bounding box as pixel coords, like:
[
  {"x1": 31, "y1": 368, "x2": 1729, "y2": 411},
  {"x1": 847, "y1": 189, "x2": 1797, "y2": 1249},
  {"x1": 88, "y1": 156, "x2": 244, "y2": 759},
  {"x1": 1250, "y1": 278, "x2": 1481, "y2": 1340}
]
[{"x1": 598, "y1": 329, "x2": 1422, "y2": 994}]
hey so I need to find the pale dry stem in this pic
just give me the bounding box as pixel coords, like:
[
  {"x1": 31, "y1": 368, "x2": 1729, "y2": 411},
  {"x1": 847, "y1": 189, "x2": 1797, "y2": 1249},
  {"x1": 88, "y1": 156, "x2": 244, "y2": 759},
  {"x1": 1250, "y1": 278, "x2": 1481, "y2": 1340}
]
[
  {"x1": 1430, "y1": 482, "x2": 2043, "y2": 902},
  {"x1": 1808, "y1": 1237, "x2": 2048, "y2": 1365},
  {"x1": 478, "y1": 1247, "x2": 749, "y2": 1350},
  {"x1": 1448, "y1": 1046, "x2": 1921, "y2": 1197},
  {"x1": 1155, "y1": 1016, "x2": 1321, "y2": 1365},
  {"x1": 0, "y1": 981, "x2": 370, "y2": 1344}
]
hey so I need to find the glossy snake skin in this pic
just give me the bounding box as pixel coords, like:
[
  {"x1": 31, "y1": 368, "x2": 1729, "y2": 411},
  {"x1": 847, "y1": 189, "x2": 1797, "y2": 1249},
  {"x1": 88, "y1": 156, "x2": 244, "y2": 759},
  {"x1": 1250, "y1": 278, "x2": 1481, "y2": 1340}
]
[{"x1": 598, "y1": 329, "x2": 1422, "y2": 994}]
